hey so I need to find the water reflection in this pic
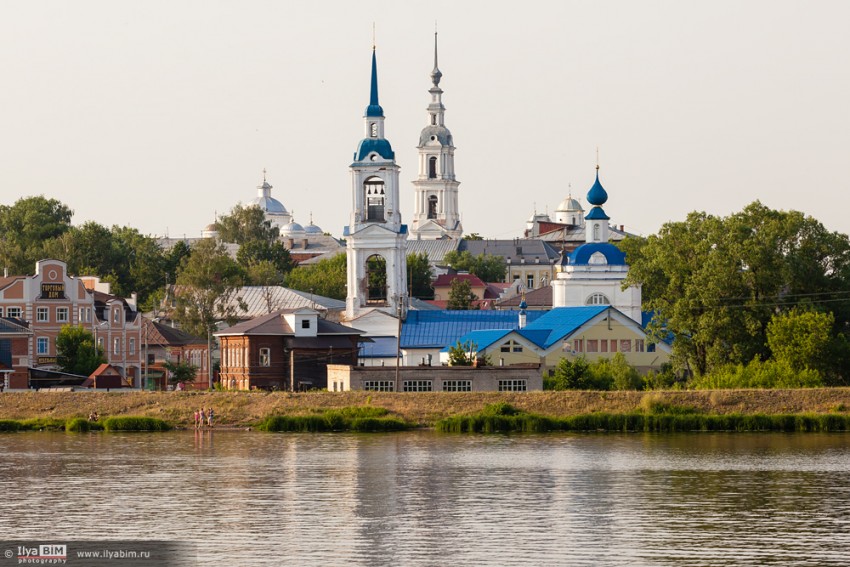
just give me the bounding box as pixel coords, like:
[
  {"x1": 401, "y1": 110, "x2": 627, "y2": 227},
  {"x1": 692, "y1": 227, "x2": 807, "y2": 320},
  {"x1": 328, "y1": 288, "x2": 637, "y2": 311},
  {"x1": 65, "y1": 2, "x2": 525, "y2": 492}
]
[{"x1": 0, "y1": 431, "x2": 848, "y2": 566}]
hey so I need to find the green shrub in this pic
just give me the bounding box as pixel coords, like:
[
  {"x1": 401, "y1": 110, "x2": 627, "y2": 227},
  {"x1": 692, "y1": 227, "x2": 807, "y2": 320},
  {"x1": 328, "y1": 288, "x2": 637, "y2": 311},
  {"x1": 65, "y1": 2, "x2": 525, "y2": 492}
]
[
  {"x1": 65, "y1": 417, "x2": 91, "y2": 432},
  {"x1": 102, "y1": 416, "x2": 172, "y2": 431},
  {"x1": 258, "y1": 406, "x2": 411, "y2": 433},
  {"x1": 692, "y1": 358, "x2": 823, "y2": 389},
  {"x1": 0, "y1": 420, "x2": 21, "y2": 432},
  {"x1": 18, "y1": 418, "x2": 67, "y2": 431}
]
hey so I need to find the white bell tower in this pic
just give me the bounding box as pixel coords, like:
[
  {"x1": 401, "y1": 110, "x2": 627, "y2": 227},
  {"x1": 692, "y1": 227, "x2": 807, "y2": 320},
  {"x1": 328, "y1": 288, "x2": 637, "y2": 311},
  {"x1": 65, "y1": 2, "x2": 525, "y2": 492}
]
[
  {"x1": 410, "y1": 32, "x2": 462, "y2": 240},
  {"x1": 344, "y1": 46, "x2": 409, "y2": 320}
]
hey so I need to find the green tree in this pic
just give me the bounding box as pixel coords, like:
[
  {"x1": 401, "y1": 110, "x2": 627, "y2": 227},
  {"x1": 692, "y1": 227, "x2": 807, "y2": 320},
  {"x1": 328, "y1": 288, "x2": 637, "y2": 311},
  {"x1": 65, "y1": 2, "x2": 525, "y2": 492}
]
[
  {"x1": 163, "y1": 360, "x2": 198, "y2": 386},
  {"x1": 766, "y1": 309, "x2": 834, "y2": 374},
  {"x1": 0, "y1": 196, "x2": 73, "y2": 274},
  {"x1": 216, "y1": 204, "x2": 279, "y2": 245},
  {"x1": 622, "y1": 201, "x2": 850, "y2": 377},
  {"x1": 172, "y1": 239, "x2": 247, "y2": 338},
  {"x1": 546, "y1": 357, "x2": 592, "y2": 390},
  {"x1": 285, "y1": 253, "x2": 347, "y2": 300},
  {"x1": 447, "y1": 278, "x2": 478, "y2": 310},
  {"x1": 448, "y1": 340, "x2": 477, "y2": 366},
  {"x1": 408, "y1": 252, "x2": 434, "y2": 299},
  {"x1": 443, "y1": 250, "x2": 506, "y2": 283},
  {"x1": 56, "y1": 325, "x2": 105, "y2": 376},
  {"x1": 463, "y1": 233, "x2": 484, "y2": 241},
  {"x1": 236, "y1": 239, "x2": 294, "y2": 275}
]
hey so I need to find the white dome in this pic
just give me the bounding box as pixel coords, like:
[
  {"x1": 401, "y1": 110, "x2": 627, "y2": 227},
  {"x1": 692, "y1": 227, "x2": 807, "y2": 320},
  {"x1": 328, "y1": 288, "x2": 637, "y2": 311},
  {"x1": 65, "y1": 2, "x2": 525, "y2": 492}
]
[
  {"x1": 556, "y1": 197, "x2": 583, "y2": 213},
  {"x1": 304, "y1": 223, "x2": 323, "y2": 235},
  {"x1": 280, "y1": 221, "x2": 306, "y2": 237}
]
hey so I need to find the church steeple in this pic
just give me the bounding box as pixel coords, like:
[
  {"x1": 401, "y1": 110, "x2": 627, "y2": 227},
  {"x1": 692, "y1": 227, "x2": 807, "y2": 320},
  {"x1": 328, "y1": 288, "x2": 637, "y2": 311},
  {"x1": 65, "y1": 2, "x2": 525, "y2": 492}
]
[
  {"x1": 410, "y1": 31, "x2": 462, "y2": 240},
  {"x1": 345, "y1": 43, "x2": 408, "y2": 321}
]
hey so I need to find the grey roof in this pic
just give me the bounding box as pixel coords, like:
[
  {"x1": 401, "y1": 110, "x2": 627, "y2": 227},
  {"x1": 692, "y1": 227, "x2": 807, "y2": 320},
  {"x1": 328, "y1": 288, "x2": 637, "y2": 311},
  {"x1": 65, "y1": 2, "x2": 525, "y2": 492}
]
[
  {"x1": 460, "y1": 239, "x2": 561, "y2": 264},
  {"x1": 215, "y1": 308, "x2": 362, "y2": 337},
  {"x1": 220, "y1": 286, "x2": 345, "y2": 319},
  {"x1": 419, "y1": 125, "x2": 453, "y2": 147},
  {"x1": 252, "y1": 195, "x2": 287, "y2": 214},
  {"x1": 407, "y1": 239, "x2": 462, "y2": 265}
]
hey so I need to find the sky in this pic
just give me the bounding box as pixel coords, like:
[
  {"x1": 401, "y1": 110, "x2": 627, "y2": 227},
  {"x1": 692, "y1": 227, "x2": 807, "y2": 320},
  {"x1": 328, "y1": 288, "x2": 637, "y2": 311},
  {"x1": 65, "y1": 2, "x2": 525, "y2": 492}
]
[{"x1": 2, "y1": 1, "x2": 849, "y2": 241}]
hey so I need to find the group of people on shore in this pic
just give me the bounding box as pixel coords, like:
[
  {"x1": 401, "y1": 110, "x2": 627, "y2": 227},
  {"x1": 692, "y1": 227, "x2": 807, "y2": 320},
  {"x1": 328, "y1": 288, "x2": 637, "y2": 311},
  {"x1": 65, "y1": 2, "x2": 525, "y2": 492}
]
[{"x1": 194, "y1": 407, "x2": 214, "y2": 429}]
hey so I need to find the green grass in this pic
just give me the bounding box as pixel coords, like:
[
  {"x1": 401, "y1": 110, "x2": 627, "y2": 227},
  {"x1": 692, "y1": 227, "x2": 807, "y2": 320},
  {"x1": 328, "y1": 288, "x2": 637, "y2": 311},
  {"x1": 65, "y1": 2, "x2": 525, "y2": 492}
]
[
  {"x1": 258, "y1": 406, "x2": 411, "y2": 433},
  {"x1": 435, "y1": 404, "x2": 850, "y2": 433},
  {"x1": 101, "y1": 416, "x2": 172, "y2": 431}
]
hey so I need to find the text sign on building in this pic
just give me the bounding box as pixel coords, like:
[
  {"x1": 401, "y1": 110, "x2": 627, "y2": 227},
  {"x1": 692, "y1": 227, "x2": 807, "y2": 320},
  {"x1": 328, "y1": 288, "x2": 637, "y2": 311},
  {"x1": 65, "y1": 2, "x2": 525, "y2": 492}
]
[
  {"x1": 40, "y1": 283, "x2": 66, "y2": 299},
  {"x1": 37, "y1": 356, "x2": 58, "y2": 365}
]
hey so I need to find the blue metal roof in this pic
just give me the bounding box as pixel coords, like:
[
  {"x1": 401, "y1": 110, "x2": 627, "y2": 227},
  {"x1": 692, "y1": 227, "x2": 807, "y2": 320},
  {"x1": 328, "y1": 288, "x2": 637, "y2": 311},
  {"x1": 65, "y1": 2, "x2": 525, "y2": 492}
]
[
  {"x1": 354, "y1": 138, "x2": 395, "y2": 161},
  {"x1": 366, "y1": 49, "x2": 384, "y2": 117},
  {"x1": 401, "y1": 310, "x2": 546, "y2": 349},
  {"x1": 567, "y1": 242, "x2": 627, "y2": 266},
  {"x1": 586, "y1": 170, "x2": 608, "y2": 206},
  {"x1": 522, "y1": 306, "x2": 609, "y2": 349},
  {"x1": 440, "y1": 329, "x2": 513, "y2": 352},
  {"x1": 585, "y1": 206, "x2": 610, "y2": 221}
]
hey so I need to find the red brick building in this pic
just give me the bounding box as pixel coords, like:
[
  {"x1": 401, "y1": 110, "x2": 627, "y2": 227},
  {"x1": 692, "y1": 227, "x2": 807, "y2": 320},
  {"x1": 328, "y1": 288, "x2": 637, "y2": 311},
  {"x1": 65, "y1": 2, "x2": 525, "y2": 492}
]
[
  {"x1": 0, "y1": 318, "x2": 31, "y2": 390},
  {"x1": 142, "y1": 319, "x2": 209, "y2": 390},
  {"x1": 0, "y1": 259, "x2": 142, "y2": 388}
]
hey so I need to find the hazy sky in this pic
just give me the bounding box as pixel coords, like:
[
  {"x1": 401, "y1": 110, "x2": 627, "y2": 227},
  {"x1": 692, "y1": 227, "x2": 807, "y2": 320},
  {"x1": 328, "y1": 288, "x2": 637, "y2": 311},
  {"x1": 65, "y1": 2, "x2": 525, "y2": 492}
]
[{"x1": 2, "y1": 1, "x2": 848, "y2": 240}]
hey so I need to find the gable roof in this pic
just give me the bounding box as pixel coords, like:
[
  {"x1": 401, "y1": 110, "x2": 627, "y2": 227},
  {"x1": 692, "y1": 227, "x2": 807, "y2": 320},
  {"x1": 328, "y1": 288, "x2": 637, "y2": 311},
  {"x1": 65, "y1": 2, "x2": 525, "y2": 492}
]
[
  {"x1": 497, "y1": 285, "x2": 553, "y2": 308},
  {"x1": 407, "y1": 239, "x2": 463, "y2": 265},
  {"x1": 460, "y1": 239, "x2": 561, "y2": 264},
  {"x1": 521, "y1": 306, "x2": 610, "y2": 349},
  {"x1": 145, "y1": 320, "x2": 207, "y2": 347},
  {"x1": 215, "y1": 309, "x2": 363, "y2": 337},
  {"x1": 400, "y1": 309, "x2": 546, "y2": 349},
  {"x1": 433, "y1": 273, "x2": 486, "y2": 288},
  {"x1": 216, "y1": 286, "x2": 345, "y2": 319}
]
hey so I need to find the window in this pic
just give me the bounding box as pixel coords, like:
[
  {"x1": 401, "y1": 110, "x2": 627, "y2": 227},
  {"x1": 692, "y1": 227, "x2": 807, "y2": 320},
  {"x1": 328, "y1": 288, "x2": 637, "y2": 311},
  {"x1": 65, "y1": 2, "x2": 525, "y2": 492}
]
[
  {"x1": 57, "y1": 307, "x2": 69, "y2": 323},
  {"x1": 442, "y1": 380, "x2": 472, "y2": 392},
  {"x1": 648, "y1": 343, "x2": 656, "y2": 353},
  {"x1": 593, "y1": 224, "x2": 600, "y2": 241},
  {"x1": 370, "y1": 122, "x2": 377, "y2": 137},
  {"x1": 148, "y1": 354, "x2": 155, "y2": 365},
  {"x1": 113, "y1": 309, "x2": 120, "y2": 323},
  {"x1": 113, "y1": 337, "x2": 121, "y2": 355},
  {"x1": 620, "y1": 340, "x2": 632, "y2": 353},
  {"x1": 428, "y1": 156, "x2": 437, "y2": 179},
  {"x1": 573, "y1": 339, "x2": 583, "y2": 353},
  {"x1": 498, "y1": 379, "x2": 527, "y2": 392},
  {"x1": 586, "y1": 339, "x2": 598, "y2": 353},
  {"x1": 403, "y1": 380, "x2": 432, "y2": 392},
  {"x1": 428, "y1": 195, "x2": 438, "y2": 219},
  {"x1": 363, "y1": 381, "x2": 394, "y2": 392},
  {"x1": 587, "y1": 293, "x2": 610, "y2": 305},
  {"x1": 635, "y1": 340, "x2": 645, "y2": 352},
  {"x1": 0, "y1": 307, "x2": 3, "y2": 316},
  {"x1": 527, "y1": 274, "x2": 534, "y2": 289},
  {"x1": 259, "y1": 347, "x2": 271, "y2": 367},
  {"x1": 98, "y1": 337, "x2": 104, "y2": 350},
  {"x1": 37, "y1": 307, "x2": 49, "y2": 322},
  {"x1": 600, "y1": 340, "x2": 608, "y2": 353},
  {"x1": 610, "y1": 340, "x2": 617, "y2": 352},
  {"x1": 430, "y1": 114, "x2": 436, "y2": 126},
  {"x1": 37, "y1": 337, "x2": 49, "y2": 355},
  {"x1": 129, "y1": 338, "x2": 136, "y2": 355},
  {"x1": 364, "y1": 177, "x2": 385, "y2": 222},
  {"x1": 7, "y1": 307, "x2": 21, "y2": 318},
  {"x1": 301, "y1": 320, "x2": 310, "y2": 329},
  {"x1": 501, "y1": 340, "x2": 523, "y2": 353}
]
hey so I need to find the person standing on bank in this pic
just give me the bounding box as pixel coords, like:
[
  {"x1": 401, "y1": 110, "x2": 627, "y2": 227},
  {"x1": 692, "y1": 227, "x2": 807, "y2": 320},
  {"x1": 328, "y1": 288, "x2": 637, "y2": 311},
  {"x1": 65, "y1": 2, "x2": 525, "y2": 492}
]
[{"x1": 208, "y1": 407, "x2": 214, "y2": 428}]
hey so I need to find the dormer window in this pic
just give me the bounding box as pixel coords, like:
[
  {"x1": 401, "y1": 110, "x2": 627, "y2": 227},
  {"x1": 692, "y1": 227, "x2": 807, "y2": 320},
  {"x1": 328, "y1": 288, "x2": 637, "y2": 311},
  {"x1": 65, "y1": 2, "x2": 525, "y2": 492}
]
[
  {"x1": 301, "y1": 319, "x2": 310, "y2": 329},
  {"x1": 370, "y1": 122, "x2": 378, "y2": 138}
]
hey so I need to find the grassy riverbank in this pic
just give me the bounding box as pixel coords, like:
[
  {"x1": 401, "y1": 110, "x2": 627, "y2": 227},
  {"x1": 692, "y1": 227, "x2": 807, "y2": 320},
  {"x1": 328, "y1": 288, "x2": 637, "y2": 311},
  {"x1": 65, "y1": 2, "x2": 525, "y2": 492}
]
[{"x1": 1, "y1": 389, "x2": 849, "y2": 429}]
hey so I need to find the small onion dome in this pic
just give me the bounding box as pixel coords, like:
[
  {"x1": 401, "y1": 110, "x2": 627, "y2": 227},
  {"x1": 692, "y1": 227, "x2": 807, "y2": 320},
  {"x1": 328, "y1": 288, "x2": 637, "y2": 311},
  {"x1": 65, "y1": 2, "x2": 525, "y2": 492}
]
[
  {"x1": 304, "y1": 222, "x2": 323, "y2": 235},
  {"x1": 519, "y1": 297, "x2": 528, "y2": 310},
  {"x1": 586, "y1": 170, "x2": 608, "y2": 206},
  {"x1": 280, "y1": 221, "x2": 306, "y2": 238}
]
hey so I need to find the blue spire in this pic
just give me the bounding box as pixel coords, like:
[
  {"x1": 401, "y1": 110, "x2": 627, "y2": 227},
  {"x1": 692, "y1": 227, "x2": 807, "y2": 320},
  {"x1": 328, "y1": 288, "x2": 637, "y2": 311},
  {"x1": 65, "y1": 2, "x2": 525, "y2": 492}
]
[
  {"x1": 366, "y1": 48, "x2": 384, "y2": 117},
  {"x1": 586, "y1": 166, "x2": 608, "y2": 206}
]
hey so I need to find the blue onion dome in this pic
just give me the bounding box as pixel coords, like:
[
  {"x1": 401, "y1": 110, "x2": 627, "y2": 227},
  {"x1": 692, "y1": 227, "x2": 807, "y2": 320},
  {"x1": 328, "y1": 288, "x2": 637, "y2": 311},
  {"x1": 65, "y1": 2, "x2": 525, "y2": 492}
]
[
  {"x1": 586, "y1": 168, "x2": 608, "y2": 206},
  {"x1": 519, "y1": 297, "x2": 528, "y2": 310}
]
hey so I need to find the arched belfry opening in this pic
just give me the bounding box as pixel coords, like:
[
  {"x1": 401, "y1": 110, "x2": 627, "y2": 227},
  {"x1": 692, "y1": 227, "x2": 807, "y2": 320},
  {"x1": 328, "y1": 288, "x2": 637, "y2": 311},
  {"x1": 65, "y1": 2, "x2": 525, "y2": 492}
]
[
  {"x1": 428, "y1": 195, "x2": 438, "y2": 219},
  {"x1": 365, "y1": 254, "x2": 388, "y2": 305},
  {"x1": 428, "y1": 156, "x2": 437, "y2": 179},
  {"x1": 364, "y1": 176, "x2": 385, "y2": 222}
]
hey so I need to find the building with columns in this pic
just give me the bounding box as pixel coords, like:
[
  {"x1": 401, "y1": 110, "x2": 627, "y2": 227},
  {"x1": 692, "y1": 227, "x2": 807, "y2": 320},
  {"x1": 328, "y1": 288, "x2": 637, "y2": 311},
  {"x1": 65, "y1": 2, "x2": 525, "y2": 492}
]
[
  {"x1": 551, "y1": 167, "x2": 642, "y2": 323},
  {"x1": 410, "y1": 32, "x2": 463, "y2": 240},
  {"x1": 343, "y1": 47, "x2": 409, "y2": 321}
]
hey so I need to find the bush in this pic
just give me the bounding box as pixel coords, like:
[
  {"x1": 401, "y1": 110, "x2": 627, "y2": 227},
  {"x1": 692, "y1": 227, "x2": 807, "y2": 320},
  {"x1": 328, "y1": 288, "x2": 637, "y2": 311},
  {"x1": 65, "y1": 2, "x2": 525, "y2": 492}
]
[
  {"x1": 691, "y1": 358, "x2": 823, "y2": 389},
  {"x1": 102, "y1": 416, "x2": 172, "y2": 431},
  {"x1": 65, "y1": 417, "x2": 91, "y2": 432},
  {"x1": 0, "y1": 420, "x2": 21, "y2": 432},
  {"x1": 258, "y1": 406, "x2": 411, "y2": 433}
]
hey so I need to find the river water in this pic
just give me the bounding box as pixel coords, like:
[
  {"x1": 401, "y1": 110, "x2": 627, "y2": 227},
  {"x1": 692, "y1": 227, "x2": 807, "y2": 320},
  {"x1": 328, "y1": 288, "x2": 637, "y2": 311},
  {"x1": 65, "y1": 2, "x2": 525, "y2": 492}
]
[{"x1": 1, "y1": 430, "x2": 849, "y2": 566}]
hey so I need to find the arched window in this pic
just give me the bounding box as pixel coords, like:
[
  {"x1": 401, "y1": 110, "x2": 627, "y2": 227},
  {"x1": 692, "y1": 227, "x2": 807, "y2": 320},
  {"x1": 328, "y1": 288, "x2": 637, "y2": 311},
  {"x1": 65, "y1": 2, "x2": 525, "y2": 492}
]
[
  {"x1": 593, "y1": 223, "x2": 600, "y2": 242},
  {"x1": 428, "y1": 196, "x2": 438, "y2": 219},
  {"x1": 431, "y1": 114, "x2": 436, "y2": 126},
  {"x1": 428, "y1": 156, "x2": 437, "y2": 179},
  {"x1": 370, "y1": 123, "x2": 377, "y2": 138},
  {"x1": 586, "y1": 293, "x2": 610, "y2": 305},
  {"x1": 364, "y1": 177, "x2": 385, "y2": 222},
  {"x1": 366, "y1": 255, "x2": 388, "y2": 305}
]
